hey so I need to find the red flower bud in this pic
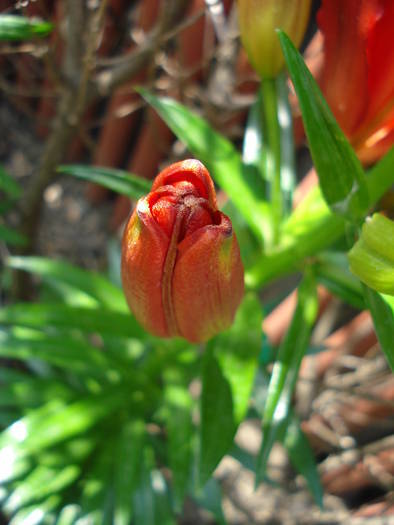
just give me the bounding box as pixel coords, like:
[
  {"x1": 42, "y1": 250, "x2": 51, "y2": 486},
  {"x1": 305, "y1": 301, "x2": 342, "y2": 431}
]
[{"x1": 121, "y1": 159, "x2": 244, "y2": 343}]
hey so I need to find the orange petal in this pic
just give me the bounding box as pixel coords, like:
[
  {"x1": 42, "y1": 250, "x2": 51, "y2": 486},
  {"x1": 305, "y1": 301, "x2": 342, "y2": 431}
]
[
  {"x1": 121, "y1": 198, "x2": 170, "y2": 338},
  {"x1": 172, "y1": 213, "x2": 244, "y2": 343}
]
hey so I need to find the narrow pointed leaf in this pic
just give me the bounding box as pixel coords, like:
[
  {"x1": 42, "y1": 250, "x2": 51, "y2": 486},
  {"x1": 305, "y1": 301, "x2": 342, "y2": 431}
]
[
  {"x1": 364, "y1": 287, "x2": 394, "y2": 372},
  {"x1": 278, "y1": 30, "x2": 368, "y2": 221},
  {"x1": 0, "y1": 302, "x2": 145, "y2": 339},
  {"x1": 113, "y1": 420, "x2": 145, "y2": 525},
  {"x1": 283, "y1": 416, "x2": 323, "y2": 508},
  {"x1": 7, "y1": 256, "x2": 127, "y2": 311},
  {"x1": 164, "y1": 372, "x2": 194, "y2": 509},
  {"x1": 200, "y1": 349, "x2": 235, "y2": 485},
  {"x1": 58, "y1": 165, "x2": 151, "y2": 199},
  {"x1": 0, "y1": 15, "x2": 53, "y2": 40},
  {"x1": 208, "y1": 293, "x2": 262, "y2": 425},
  {"x1": 256, "y1": 273, "x2": 318, "y2": 481}
]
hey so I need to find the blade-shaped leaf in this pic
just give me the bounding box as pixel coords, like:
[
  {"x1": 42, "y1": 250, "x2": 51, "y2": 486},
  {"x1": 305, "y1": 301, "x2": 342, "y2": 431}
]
[
  {"x1": 0, "y1": 331, "x2": 116, "y2": 377},
  {"x1": 364, "y1": 287, "x2": 394, "y2": 372},
  {"x1": 208, "y1": 293, "x2": 262, "y2": 425},
  {"x1": 113, "y1": 420, "x2": 145, "y2": 525},
  {"x1": 4, "y1": 465, "x2": 79, "y2": 514},
  {"x1": 0, "y1": 15, "x2": 53, "y2": 40},
  {"x1": 199, "y1": 349, "x2": 235, "y2": 485},
  {"x1": 57, "y1": 165, "x2": 151, "y2": 199},
  {"x1": 7, "y1": 256, "x2": 127, "y2": 312},
  {"x1": 283, "y1": 416, "x2": 323, "y2": 508},
  {"x1": 256, "y1": 273, "x2": 318, "y2": 482},
  {"x1": 0, "y1": 393, "x2": 123, "y2": 465},
  {"x1": 0, "y1": 302, "x2": 145, "y2": 339},
  {"x1": 163, "y1": 371, "x2": 194, "y2": 509},
  {"x1": 278, "y1": 30, "x2": 368, "y2": 221},
  {"x1": 139, "y1": 88, "x2": 270, "y2": 243}
]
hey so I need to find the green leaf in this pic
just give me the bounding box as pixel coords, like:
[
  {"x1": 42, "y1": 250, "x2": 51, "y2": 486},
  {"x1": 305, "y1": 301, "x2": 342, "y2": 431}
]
[
  {"x1": 0, "y1": 15, "x2": 53, "y2": 40},
  {"x1": 163, "y1": 371, "x2": 194, "y2": 509},
  {"x1": 0, "y1": 166, "x2": 21, "y2": 198},
  {"x1": 4, "y1": 464, "x2": 80, "y2": 514},
  {"x1": 194, "y1": 478, "x2": 227, "y2": 525},
  {"x1": 113, "y1": 420, "x2": 145, "y2": 525},
  {"x1": 139, "y1": 88, "x2": 270, "y2": 243},
  {"x1": 0, "y1": 302, "x2": 145, "y2": 339},
  {"x1": 8, "y1": 496, "x2": 59, "y2": 525},
  {"x1": 283, "y1": 416, "x2": 323, "y2": 508},
  {"x1": 208, "y1": 293, "x2": 262, "y2": 425},
  {"x1": 0, "y1": 393, "x2": 123, "y2": 466},
  {"x1": 132, "y1": 447, "x2": 175, "y2": 525},
  {"x1": 199, "y1": 349, "x2": 235, "y2": 485},
  {"x1": 278, "y1": 30, "x2": 368, "y2": 221},
  {"x1": 58, "y1": 165, "x2": 151, "y2": 199},
  {"x1": 0, "y1": 331, "x2": 117, "y2": 377},
  {"x1": 364, "y1": 287, "x2": 394, "y2": 372},
  {"x1": 0, "y1": 224, "x2": 27, "y2": 246},
  {"x1": 0, "y1": 373, "x2": 73, "y2": 408},
  {"x1": 7, "y1": 256, "x2": 127, "y2": 312},
  {"x1": 55, "y1": 505, "x2": 81, "y2": 525},
  {"x1": 256, "y1": 273, "x2": 318, "y2": 482},
  {"x1": 315, "y1": 252, "x2": 365, "y2": 309}
]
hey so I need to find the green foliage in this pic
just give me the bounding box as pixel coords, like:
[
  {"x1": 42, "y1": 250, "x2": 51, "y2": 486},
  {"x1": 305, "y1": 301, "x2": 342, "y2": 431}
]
[
  {"x1": 57, "y1": 165, "x2": 151, "y2": 199},
  {"x1": 0, "y1": 15, "x2": 53, "y2": 40}
]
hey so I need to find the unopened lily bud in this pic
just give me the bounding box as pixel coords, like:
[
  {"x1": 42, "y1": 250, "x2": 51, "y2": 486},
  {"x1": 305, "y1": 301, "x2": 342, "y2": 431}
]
[
  {"x1": 121, "y1": 159, "x2": 244, "y2": 343},
  {"x1": 237, "y1": 0, "x2": 312, "y2": 78},
  {"x1": 348, "y1": 213, "x2": 394, "y2": 296}
]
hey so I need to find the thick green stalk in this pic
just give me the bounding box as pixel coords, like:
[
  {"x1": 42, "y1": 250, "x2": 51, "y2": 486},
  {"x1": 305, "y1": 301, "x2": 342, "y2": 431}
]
[{"x1": 246, "y1": 147, "x2": 394, "y2": 289}]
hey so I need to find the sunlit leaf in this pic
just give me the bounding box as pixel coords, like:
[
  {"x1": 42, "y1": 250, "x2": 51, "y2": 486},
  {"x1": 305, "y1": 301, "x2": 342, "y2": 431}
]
[
  {"x1": 199, "y1": 349, "x2": 235, "y2": 485},
  {"x1": 58, "y1": 165, "x2": 151, "y2": 199},
  {"x1": 208, "y1": 293, "x2": 262, "y2": 424},
  {"x1": 7, "y1": 257, "x2": 127, "y2": 312},
  {"x1": 0, "y1": 302, "x2": 145, "y2": 339},
  {"x1": 279, "y1": 30, "x2": 368, "y2": 221},
  {"x1": 0, "y1": 15, "x2": 53, "y2": 40},
  {"x1": 164, "y1": 371, "x2": 194, "y2": 509}
]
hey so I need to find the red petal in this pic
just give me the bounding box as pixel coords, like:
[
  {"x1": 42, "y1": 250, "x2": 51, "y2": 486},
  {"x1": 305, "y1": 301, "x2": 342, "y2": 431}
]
[
  {"x1": 364, "y1": 0, "x2": 394, "y2": 126},
  {"x1": 152, "y1": 159, "x2": 217, "y2": 209},
  {"x1": 317, "y1": 0, "x2": 369, "y2": 136},
  {"x1": 121, "y1": 198, "x2": 170, "y2": 337},
  {"x1": 172, "y1": 213, "x2": 244, "y2": 343}
]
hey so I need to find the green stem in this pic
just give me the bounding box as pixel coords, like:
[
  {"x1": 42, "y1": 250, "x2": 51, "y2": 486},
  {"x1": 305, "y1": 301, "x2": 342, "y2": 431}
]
[
  {"x1": 246, "y1": 147, "x2": 394, "y2": 289},
  {"x1": 261, "y1": 78, "x2": 282, "y2": 244}
]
